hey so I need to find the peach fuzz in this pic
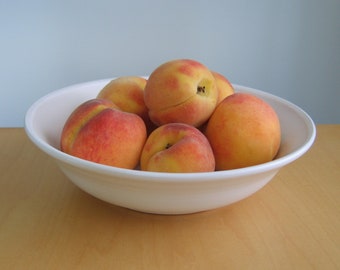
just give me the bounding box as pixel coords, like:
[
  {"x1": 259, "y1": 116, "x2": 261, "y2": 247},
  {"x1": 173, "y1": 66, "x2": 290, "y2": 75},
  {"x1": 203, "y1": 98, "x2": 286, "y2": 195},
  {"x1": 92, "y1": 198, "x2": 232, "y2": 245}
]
[
  {"x1": 140, "y1": 123, "x2": 215, "y2": 173},
  {"x1": 144, "y1": 59, "x2": 218, "y2": 127},
  {"x1": 205, "y1": 93, "x2": 281, "y2": 170},
  {"x1": 60, "y1": 98, "x2": 147, "y2": 169}
]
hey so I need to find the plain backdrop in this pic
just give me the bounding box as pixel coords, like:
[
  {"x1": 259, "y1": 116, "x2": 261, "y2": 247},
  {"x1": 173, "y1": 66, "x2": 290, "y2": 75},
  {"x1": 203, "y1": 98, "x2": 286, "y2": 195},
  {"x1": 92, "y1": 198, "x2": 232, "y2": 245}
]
[{"x1": 1, "y1": 0, "x2": 339, "y2": 127}]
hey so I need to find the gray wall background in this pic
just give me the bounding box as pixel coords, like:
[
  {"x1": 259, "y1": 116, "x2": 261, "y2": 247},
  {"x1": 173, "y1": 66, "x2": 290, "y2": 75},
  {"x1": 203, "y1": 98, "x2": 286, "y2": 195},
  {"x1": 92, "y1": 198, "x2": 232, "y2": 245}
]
[{"x1": 1, "y1": 0, "x2": 339, "y2": 126}]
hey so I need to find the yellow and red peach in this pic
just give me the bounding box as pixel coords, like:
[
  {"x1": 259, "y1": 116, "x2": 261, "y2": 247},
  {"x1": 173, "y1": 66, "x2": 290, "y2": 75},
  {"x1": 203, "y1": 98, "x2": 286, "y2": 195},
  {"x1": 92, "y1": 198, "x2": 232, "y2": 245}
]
[
  {"x1": 60, "y1": 98, "x2": 147, "y2": 169},
  {"x1": 140, "y1": 123, "x2": 215, "y2": 173},
  {"x1": 205, "y1": 93, "x2": 281, "y2": 170},
  {"x1": 144, "y1": 59, "x2": 218, "y2": 127},
  {"x1": 211, "y1": 71, "x2": 234, "y2": 104},
  {"x1": 96, "y1": 76, "x2": 156, "y2": 131}
]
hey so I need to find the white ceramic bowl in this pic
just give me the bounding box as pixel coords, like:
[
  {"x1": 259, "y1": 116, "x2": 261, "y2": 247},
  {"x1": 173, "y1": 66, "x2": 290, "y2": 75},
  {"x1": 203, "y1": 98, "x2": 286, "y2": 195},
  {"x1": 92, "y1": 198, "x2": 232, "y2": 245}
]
[{"x1": 25, "y1": 79, "x2": 316, "y2": 215}]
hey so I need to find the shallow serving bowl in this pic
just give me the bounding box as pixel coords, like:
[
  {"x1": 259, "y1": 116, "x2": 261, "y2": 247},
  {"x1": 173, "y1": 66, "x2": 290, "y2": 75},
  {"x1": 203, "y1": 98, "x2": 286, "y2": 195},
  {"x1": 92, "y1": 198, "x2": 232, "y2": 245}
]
[{"x1": 25, "y1": 79, "x2": 316, "y2": 214}]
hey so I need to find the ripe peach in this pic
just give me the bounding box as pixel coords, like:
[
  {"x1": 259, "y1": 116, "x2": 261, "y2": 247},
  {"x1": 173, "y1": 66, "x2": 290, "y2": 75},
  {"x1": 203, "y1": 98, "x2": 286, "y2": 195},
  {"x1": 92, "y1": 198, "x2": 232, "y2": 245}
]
[
  {"x1": 144, "y1": 59, "x2": 218, "y2": 127},
  {"x1": 211, "y1": 71, "x2": 234, "y2": 104},
  {"x1": 140, "y1": 123, "x2": 215, "y2": 173},
  {"x1": 205, "y1": 93, "x2": 281, "y2": 170},
  {"x1": 97, "y1": 76, "x2": 146, "y2": 115},
  {"x1": 60, "y1": 98, "x2": 147, "y2": 169}
]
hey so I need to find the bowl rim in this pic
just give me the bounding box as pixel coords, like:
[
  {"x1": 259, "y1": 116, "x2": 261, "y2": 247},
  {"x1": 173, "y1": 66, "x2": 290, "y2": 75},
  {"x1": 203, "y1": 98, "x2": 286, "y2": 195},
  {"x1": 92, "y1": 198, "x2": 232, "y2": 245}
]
[{"x1": 25, "y1": 80, "x2": 316, "y2": 183}]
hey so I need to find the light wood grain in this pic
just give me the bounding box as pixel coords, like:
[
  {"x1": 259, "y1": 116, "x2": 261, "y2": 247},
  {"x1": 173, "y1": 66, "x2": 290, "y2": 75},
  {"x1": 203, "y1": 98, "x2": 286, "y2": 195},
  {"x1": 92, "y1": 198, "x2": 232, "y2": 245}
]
[{"x1": 0, "y1": 125, "x2": 339, "y2": 270}]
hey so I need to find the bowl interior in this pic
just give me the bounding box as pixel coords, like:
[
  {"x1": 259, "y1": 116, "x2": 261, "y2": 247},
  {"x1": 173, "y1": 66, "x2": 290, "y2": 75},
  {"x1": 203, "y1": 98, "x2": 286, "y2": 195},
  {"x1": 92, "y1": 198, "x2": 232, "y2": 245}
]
[{"x1": 25, "y1": 79, "x2": 316, "y2": 176}]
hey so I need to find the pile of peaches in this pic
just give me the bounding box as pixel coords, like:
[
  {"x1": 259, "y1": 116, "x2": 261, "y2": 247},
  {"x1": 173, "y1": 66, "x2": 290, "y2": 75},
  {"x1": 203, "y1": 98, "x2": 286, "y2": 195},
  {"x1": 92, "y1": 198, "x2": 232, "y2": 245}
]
[{"x1": 60, "y1": 59, "x2": 281, "y2": 173}]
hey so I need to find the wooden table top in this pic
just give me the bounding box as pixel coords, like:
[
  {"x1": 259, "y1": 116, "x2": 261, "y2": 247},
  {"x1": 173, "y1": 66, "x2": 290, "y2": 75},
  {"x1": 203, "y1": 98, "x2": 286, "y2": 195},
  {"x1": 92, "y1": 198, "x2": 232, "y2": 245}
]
[{"x1": 0, "y1": 125, "x2": 339, "y2": 270}]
